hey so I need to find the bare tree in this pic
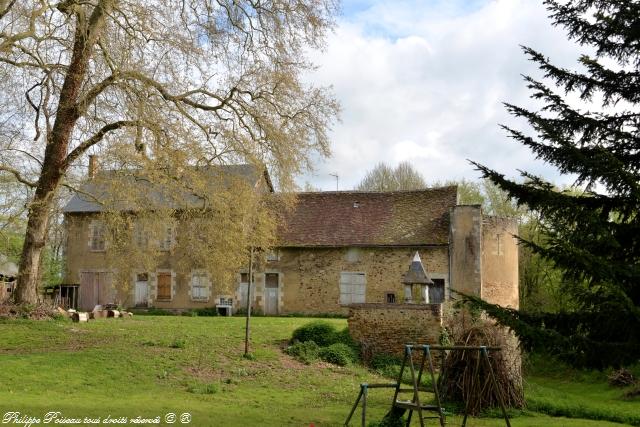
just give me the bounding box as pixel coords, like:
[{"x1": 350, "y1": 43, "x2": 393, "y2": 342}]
[
  {"x1": 0, "y1": 1, "x2": 339, "y2": 304},
  {"x1": 356, "y1": 161, "x2": 426, "y2": 191}
]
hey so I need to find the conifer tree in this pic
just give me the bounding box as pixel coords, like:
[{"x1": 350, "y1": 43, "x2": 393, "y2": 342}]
[{"x1": 471, "y1": 0, "x2": 640, "y2": 368}]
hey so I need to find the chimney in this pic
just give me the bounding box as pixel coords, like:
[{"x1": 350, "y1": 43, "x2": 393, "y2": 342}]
[{"x1": 88, "y1": 155, "x2": 98, "y2": 179}]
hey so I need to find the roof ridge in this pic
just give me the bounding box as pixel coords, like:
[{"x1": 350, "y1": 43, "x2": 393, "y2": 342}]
[{"x1": 293, "y1": 185, "x2": 458, "y2": 196}]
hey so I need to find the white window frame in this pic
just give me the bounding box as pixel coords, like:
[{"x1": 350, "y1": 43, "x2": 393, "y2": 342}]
[
  {"x1": 88, "y1": 220, "x2": 106, "y2": 252},
  {"x1": 190, "y1": 270, "x2": 210, "y2": 302},
  {"x1": 339, "y1": 272, "x2": 366, "y2": 305}
]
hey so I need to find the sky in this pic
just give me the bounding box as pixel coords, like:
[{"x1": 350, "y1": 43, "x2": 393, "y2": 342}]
[{"x1": 299, "y1": 0, "x2": 588, "y2": 191}]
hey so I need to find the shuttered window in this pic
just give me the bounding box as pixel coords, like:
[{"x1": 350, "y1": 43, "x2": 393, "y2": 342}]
[
  {"x1": 339, "y1": 272, "x2": 366, "y2": 305},
  {"x1": 191, "y1": 272, "x2": 209, "y2": 301},
  {"x1": 157, "y1": 272, "x2": 172, "y2": 300}
]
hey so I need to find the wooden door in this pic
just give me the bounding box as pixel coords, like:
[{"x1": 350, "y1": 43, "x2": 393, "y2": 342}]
[
  {"x1": 264, "y1": 273, "x2": 279, "y2": 315},
  {"x1": 79, "y1": 272, "x2": 113, "y2": 310},
  {"x1": 157, "y1": 272, "x2": 172, "y2": 301},
  {"x1": 135, "y1": 281, "x2": 148, "y2": 306}
]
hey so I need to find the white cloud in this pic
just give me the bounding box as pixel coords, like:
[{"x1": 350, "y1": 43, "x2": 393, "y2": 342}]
[{"x1": 300, "y1": 0, "x2": 589, "y2": 191}]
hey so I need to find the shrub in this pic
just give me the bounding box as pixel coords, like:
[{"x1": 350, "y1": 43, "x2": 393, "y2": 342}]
[
  {"x1": 291, "y1": 321, "x2": 337, "y2": 347},
  {"x1": 334, "y1": 327, "x2": 359, "y2": 350},
  {"x1": 319, "y1": 343, "x2": 358, "y2": 366},
  {"x1": 285, "y1": 341, "x2": 320, "y2": 364}
]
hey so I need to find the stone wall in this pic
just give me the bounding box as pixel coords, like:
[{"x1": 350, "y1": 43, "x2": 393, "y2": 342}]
[
  {"x1": 449, "y1": 205, "x2": 482, "y2": 298},
  {"x1": 273, "y1": 246, "x2": 449, "y2": 315},
  {"x1": 64, "y1": 212, "x2": 450, "y2": 313},
  {"x1": 348, "y1": 303, "x2": 444, "y2": 358},
  {"x1": 481, "y1": 216, "x2": 519, "y2": 309}
]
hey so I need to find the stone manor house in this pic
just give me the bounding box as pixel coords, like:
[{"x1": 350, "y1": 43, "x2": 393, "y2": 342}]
[{"x1": 62, "y1": 163, "x2": 519, "y2": 314}]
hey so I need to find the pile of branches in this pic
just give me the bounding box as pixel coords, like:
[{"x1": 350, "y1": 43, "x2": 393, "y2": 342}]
[
  {"x1": 608, "y1": 369, "x2": 635, "y2": 387},
  {"x1": 0, "y1": 301, "x2": 59, "y2": 320},
  {"x1": 437, "y1": 321, "x2": 525, "y2": 415}
]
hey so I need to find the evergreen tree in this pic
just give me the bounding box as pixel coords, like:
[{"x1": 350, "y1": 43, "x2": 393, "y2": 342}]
[{"x1": 471, "y1": 0, "x2": 640, "y2": 368}]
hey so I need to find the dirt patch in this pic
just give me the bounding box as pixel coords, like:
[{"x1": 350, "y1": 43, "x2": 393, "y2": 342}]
[{"x1": 184, "y1": 365, "x2": 221, "y2": 381}]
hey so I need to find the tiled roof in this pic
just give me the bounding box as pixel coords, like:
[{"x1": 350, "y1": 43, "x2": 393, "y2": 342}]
[
  {"x1": 277, "y1": 186, "x2": 457, "y2": 247},
  {"x1": 63, "y1": 164, "x2": 270, "y2": 213}
]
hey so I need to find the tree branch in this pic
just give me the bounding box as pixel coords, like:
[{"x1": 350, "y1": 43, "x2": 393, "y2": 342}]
[
  {"x1": 0, "y1": 165, "x2": 37, "y2": 187},
  {"x1": 64, "y1": 120, "x2": 141, "y2": 169}
]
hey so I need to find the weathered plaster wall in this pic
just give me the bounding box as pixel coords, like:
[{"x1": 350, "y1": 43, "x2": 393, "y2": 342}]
[
  {"x1": 348, "y1": 303, "x2": 443, "y2": 357},
  {"x1": 449, "y1": 206, "x2": 482, "y2": 298},
  {"x1": 481, "y1": 216, "x2": 519, "y2": 309}
]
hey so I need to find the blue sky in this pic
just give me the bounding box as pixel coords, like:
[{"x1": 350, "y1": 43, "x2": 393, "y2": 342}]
[{"x1": 300, "y1": 0, "x2": 588, "y2": 191}]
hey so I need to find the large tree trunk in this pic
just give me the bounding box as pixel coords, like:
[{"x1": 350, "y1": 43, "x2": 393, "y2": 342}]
[
  {"x1": 15, "y1": 194, "x2": 53, "y2": 304},
  {"x1": 14, "y1": 2, "x2": 110, "y2": 304}
]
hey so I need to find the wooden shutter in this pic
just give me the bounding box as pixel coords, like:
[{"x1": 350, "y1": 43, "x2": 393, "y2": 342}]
[{"x1": 157, "y1": 273, "x2": 172, "y2": 300}]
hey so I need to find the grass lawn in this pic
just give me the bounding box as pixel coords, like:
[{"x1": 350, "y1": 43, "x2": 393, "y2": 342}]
[{"x1": 0, "y1": 315, "x2": 637, "y2": 426}]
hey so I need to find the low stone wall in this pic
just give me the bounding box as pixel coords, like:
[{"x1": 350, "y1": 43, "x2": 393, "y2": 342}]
[{"x1": 348, "y1": 303, "x2": 444, "y2": 358}]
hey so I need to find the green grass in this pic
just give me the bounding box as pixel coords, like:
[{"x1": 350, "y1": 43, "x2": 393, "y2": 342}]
[
  {"x1": 0, "y1": 316, "x2": 636, "y2": 426},
  {"x1": 525, "y1": 353, "x2": 640, "y2": 426}
]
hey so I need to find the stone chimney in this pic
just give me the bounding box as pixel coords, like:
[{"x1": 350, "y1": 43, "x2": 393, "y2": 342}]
[{"x1": 88, "y1": 155, "x2": 98, "y2": 179}]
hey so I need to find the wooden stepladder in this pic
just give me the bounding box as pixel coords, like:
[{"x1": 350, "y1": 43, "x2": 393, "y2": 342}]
[
  {"x1": 345, "y1": 344, "x2": 445, "y2": 427},
  {"x1": 391, "y1": 344, "x2": 446, "y2": 427},
  {"x1": 345, "y1": 344, "x2": 512, "y2": 427}
]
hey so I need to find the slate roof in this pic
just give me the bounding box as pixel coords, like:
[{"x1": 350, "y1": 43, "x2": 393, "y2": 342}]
[
  {"x1": 277, "y1": 186, "x2": 457, "y2": 247},
  {"x1": 63, "y1": 164, "x2": 270, "y2": 213}
]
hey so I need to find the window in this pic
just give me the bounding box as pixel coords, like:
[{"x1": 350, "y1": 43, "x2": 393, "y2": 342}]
[
  {"x1": 89, "y1": 220, "x2": 106, "y2": 251},
  {"x1": 429, "y1": 279, "x2": 445, "y2": 304},
  {"x1": 339, "y1": 272, "x2": 366, "y2": 305},
  {"x1": 158, "y1": 224, "x2": 175, "y2": 251},
  {"x1": 190, "y1": 271, "x2": 209, "y2": 301},
  {"x1": 133, "y1": 223, "x2": 149, "y2": 248},
  {"x1": 266, "y1": 250, "x2": 280, "y2": 262},
  {"x1": 385, "y1": 292, "x2": 396, "y2": 304},
  {"x1": 156, "y1": 272, "x2": 172, "y2": 301}
]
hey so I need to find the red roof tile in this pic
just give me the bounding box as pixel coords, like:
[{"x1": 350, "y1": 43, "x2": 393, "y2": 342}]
[{"x1": 278, "y1": 186, "x2": 457, "y2": 247}]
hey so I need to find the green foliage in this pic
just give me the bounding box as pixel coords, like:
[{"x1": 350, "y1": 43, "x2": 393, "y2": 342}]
[
  {"x1": 291, "y1": 321, "x2": 339, "y2": 347},
  {"x1": 318, "y1": 343, "x2": 358, "y2": 366},
  {"x1": 356, "y1": 161, "x2": 426, "y2": 191},
  {"x1": 470, "y1": 0, "x2": 640, "y2": 368},
  {"x1": 138, "y1": 308, "x2": 173, "y2": 316},
  {"x1": 285, "y1": 340, "x2": 320, "y2": 364},
  {"x1": 183, "y1": 308, "x2": 219, "y2": 317}
]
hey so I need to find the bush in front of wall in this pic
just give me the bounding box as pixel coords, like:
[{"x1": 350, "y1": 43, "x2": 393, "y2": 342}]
[
  {"x1": 319, "y1": 343, "x2": 358, "y2": 366},
  {"x1": 291, "y1": 321, "x2": 339, "y2": 347},
  {"x1": 285, "y1": 340, "x2": 321, "y2": 364}
]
